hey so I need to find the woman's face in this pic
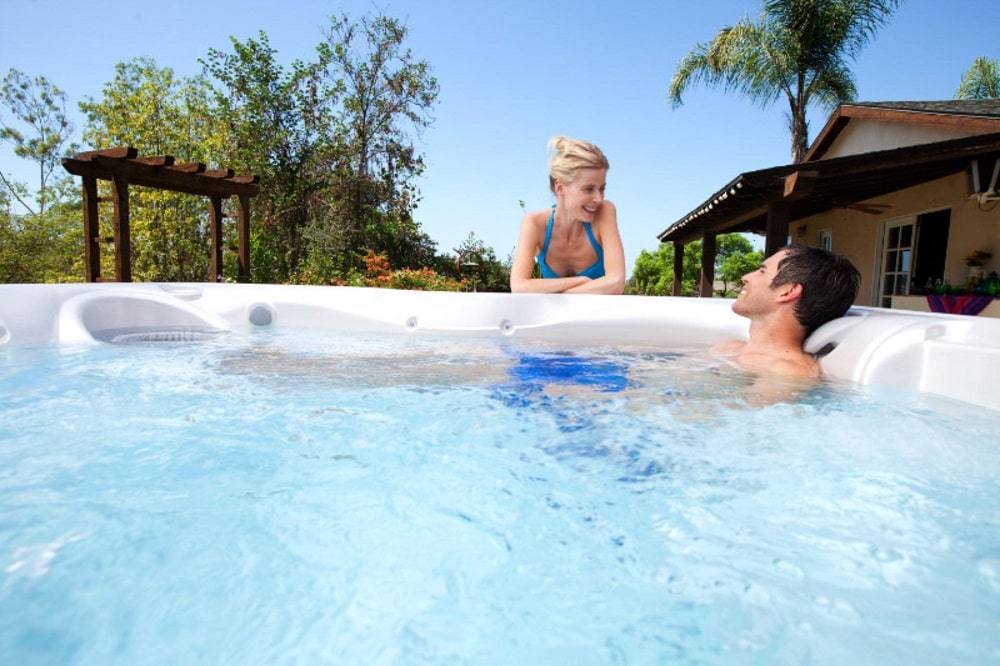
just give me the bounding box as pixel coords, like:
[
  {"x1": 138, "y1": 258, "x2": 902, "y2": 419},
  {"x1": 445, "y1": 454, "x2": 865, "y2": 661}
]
[{"x1": 555, "y1": 168, "x2": 606, "y2": 221}]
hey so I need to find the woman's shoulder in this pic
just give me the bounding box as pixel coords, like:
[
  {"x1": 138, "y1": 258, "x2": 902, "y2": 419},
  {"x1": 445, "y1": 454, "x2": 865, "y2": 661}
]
[
  {"x1": 523, "y1": 207, "x2": 553, "y2": 227},
  {"x1": 591, "y1": 201, "x2": 619, "y2": 236},
  {"x1": 595, "y1": 200, "x2": 618, "y2": 223}
]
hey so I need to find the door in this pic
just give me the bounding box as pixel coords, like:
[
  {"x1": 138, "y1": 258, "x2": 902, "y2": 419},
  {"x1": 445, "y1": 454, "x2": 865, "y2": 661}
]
[{"x1": 877, "y1": 219, "x2": 914, "y2": 308}]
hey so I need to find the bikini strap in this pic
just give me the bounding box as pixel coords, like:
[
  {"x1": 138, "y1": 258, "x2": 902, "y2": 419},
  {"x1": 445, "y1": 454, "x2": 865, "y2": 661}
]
[
  {"x1": 539, "y1": 205, "x2": 556, "y2": 256},
  {"x1": 582, "y1": 222, "x2": 602, "y2": 257}
]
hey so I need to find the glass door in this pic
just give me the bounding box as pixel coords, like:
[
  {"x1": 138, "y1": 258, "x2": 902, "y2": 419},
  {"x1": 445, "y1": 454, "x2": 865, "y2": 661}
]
[{"x1": 878, "y1": 219, "x2": 914, "y2": 308}]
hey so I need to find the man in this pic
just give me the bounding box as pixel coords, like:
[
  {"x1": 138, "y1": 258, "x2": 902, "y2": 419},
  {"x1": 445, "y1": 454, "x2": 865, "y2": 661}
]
[{"x1": 713, "y1": 244, "x2": 861, "y2": 379}]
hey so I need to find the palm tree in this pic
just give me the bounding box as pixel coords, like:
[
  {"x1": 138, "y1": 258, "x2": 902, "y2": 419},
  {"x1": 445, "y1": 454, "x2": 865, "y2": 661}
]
[
  {"x1": 956, "y1": 56, "x2": 1000, "y2": 100},
  {"x1": 668, "y1": 0, "x2": 901, "y2": 163}
]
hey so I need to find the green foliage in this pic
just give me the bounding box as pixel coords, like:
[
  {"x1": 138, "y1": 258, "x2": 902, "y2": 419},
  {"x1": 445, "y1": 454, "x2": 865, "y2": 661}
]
[
  {"x1": 309, "y1": 13, "x2": 440, "y2": 275},
  {"x1": 956, "y1": 56, "x2": 1000, "y2": 100},
  {"x1": 201, "y1": 31, "x2": 327, "y2": 279},
  {"x1": 447, "y1": 232, "x2": 511, "y2": 292},
  {"x1": 715, "y1": 234, "x2": 763, "y2": 296},
  {"x1": 668, "y1": 0, "x2": 901, "y2": 162},
  {"x1": 626, "y1": 241, "x2": 708, "y2": 296},
  {"x1": 246, "y1": 226, "x2": 284, "y2": 284},
  {"x1": 0, "y1": 202, "x2": 82, "y2": 283},
  {"x1": 627, "y1": 243, "x2": 680, "y2": 295},
  {"x1": 626, "y1": 234, "x2": 761, "y2": 296}
]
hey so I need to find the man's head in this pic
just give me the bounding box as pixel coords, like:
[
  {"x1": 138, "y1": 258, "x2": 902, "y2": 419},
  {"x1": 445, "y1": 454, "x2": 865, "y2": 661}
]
[{"x1": 769, "y1": 244, "x2": 860, "y2": 335}]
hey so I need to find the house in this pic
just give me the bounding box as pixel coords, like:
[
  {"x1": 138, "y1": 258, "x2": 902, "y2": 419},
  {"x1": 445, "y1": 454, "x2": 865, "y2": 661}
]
[{"x1": 657, "y1": 100, "x2": 1000, "y2": 316}]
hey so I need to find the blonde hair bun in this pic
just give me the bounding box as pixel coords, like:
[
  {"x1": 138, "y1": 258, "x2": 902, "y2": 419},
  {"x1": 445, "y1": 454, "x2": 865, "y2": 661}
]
[{"x1": 547, "y1": 135, "x2": 609, "y2": 192}]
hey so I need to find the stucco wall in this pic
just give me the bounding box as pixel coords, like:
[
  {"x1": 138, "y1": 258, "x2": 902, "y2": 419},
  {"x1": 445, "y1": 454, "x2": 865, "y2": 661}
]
[
  {"x1": 822, "y1": 121, "x2": 975, "y2": 158},
  {"x1": 793, "y1": 172, "x2": 1000, "y2": 307}
]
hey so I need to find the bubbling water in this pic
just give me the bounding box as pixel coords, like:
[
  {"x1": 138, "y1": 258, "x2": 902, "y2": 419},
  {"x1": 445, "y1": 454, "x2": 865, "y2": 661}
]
[{"x1": 1, "y1": 328, "x2": 997, "y2": 664}]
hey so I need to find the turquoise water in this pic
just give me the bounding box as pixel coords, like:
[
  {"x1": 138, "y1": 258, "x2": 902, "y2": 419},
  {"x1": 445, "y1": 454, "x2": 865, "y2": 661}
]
[{"x1": 1, "y1": 329, "x2": 998, "y2": 664}]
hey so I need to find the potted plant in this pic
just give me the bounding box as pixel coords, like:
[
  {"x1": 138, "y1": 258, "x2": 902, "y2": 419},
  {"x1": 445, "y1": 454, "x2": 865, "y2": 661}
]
[
  {"x1": 966, "y1": 250, "x2": 991, "y2": 267},
  {"x1": 965, "y1": 250, "x2": 992, "y2": 280}
]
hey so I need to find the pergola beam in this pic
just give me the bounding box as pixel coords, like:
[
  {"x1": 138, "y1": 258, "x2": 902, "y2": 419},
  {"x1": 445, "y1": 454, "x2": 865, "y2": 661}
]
[
  {"x1": 62, "y1": 147, "x2": 259, "y2": 283},
  {"x1": 65, "y1": 154, "x2": 258, "y2": 198}
]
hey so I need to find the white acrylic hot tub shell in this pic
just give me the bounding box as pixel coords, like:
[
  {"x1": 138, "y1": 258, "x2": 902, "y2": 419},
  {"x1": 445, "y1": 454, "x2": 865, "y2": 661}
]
[{"x1": 1, "y1": 283, "x2": 998, "y2": 411}]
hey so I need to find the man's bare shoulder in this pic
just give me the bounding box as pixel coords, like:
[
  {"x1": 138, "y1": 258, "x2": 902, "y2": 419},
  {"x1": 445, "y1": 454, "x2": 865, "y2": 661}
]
[
  {"x1": 735, "y1": 350, "x2": 820, "y2": 380},
  {"x1": 713, "y1": 341, "x2": 820, "y2": 380},
  {"x1": 712, "y1": 339, "x2": 746, "y2": 354}
]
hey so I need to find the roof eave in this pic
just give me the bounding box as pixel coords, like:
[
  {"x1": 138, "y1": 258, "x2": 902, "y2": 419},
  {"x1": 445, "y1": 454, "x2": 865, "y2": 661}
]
[{"x1": 659, "y1": 131, "x2": 1000, "y2": 244}]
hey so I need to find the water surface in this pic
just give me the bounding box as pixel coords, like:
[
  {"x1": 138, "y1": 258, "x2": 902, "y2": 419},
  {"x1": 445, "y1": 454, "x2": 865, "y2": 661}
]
[{"x1": 1, "y1": 329, "x2": 997, "y2": 664}]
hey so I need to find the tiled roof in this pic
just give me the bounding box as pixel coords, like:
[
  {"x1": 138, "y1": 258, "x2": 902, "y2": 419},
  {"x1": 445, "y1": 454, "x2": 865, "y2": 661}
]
[
  {"x1": 806, "y1": 100, "x2": 1000, "y2": 161},
  {"x1": 847, "y1": 100, "x2": 1000, "y2": 117}
]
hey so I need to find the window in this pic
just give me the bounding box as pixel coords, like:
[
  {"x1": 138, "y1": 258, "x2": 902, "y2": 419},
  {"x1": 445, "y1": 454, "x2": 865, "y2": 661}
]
[{"x1": 819, "y1": 229, "x2": 832, "y2": 251}]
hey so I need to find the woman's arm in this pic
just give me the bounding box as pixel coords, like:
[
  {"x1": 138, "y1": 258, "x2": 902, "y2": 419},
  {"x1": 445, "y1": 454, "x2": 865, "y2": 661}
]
[
  {"x1": 509, "y1": 211, "x2": 590, "y2": 293},
  {"x1": 564, "y1": 201, "x2": 625, "y2": 294}
]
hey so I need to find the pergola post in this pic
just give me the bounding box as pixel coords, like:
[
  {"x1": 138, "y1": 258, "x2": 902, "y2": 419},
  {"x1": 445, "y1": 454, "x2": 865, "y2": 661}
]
[
  {"x1": 700, "y1": 233, "x2": 716, "y2": 297},
  {"x1": 82, "y1": 176, "x2": 101, "y2": 282},
  {"x1": 237, "y1": 194, "x2": 251, "y2": 282},
  {"x1": 765, "y1": 201, "x2": 791, "y2": 257},
  {"x1": 111, "y1": 173, "x2": 131, "y2": 283},
  {"x1": 209, "y1": 195, "x2": 224, "y2": 282},
  {"x1": 672, "y1": 242, "x2": 684, "y2": 296},
  {"x1": 764, "y1": 171, "x2": 817, "y2": 257}
]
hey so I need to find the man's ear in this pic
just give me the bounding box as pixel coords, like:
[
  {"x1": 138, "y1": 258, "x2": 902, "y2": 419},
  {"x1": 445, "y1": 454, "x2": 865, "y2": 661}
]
[{"x1": 775, "y1": 282, "x2": 803, "y2": 303}]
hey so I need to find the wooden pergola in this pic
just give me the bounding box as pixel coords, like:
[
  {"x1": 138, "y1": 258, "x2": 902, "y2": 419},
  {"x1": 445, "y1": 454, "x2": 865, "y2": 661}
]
[{"x1": 62, "y1": 147, "x2": 260, "y2": 282}]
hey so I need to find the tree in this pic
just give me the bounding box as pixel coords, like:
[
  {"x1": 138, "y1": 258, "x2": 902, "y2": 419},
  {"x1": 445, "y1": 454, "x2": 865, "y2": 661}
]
[
  {"x1": 309, "y1": 13, "x2": 440, "y2": 276},
  {"x1": 450, "y1": 232, "x2": 510, "y2": 292},
  {"x1": 201, "y1": 32, "x2": 330, "y2": 281},
  {"x1": 626, "y1": 234, "x2": 762, "y2": 296},
  {"x1": 0, "y1": 69, "x2": 82, "y2": 283},
  {"x1": 627, "y1": 242, "x2": 701, "y2": 296},
  {"x1": 627, "y1": 244, "x2": 674, "y2": 296},
  {"x1": 668, "y1": 0, "x2": 901, "y2": 163},
  {"x1": 202, "y1": 12, "x2": 440, "y2": 284},
  {"x1": 715, "y1": 234, "x2": 764, "y2": 296},
  {"x1": 0, "y1": 69, "x2": 78, "y2": 215},
  {"x1": 956, "y1": 56, "x2": 1000, "y2": 100}
]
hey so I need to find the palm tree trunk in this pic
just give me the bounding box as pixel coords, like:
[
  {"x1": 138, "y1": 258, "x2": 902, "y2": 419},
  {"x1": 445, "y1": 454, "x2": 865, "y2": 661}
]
[{"x1": 789, "y1": 100, "x2": 809, "y2": 163}]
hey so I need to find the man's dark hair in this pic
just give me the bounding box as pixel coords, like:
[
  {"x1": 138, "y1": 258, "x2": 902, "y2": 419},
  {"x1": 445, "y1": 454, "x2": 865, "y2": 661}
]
[{"x1": 770, "y1": 244, "x2": 861, "y2": 336}]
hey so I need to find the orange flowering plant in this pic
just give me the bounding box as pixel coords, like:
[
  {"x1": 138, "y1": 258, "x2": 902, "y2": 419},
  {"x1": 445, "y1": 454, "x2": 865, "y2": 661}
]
[{"x1": 290, "y1": 250, "x2": 466, "y2": 291}]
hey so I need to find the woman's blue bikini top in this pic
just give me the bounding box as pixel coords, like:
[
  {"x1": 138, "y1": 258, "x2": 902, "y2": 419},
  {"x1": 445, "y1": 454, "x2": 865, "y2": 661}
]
[{"x1": 536, "y1": 206, "x2": 605, "y2": 279}]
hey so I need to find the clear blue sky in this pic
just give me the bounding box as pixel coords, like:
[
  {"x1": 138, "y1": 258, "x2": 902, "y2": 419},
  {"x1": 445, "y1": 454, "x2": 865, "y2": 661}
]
[{"x1": 1, "y1": 0, "x2": 995, "y2": 274}]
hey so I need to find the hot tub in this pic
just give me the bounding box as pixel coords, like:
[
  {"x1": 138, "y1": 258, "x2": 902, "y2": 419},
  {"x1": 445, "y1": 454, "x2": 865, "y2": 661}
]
[
  {"x1": 1, "y1": 283, "x2": 998, "y2": 663},
  {"x1": 2, "y1": 282, "x2": 998, "y2": 410}
]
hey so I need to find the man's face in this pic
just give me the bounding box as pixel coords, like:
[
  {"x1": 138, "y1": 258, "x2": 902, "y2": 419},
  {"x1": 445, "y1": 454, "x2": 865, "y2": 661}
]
[{"x1": 732, "y1": 249, "x2": 788, "y2": 317}]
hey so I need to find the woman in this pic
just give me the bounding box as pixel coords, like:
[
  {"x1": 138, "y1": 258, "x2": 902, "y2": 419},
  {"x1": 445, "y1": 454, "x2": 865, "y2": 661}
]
[{"x1": 509, "y1": 136, "x2": 625, "y2": 294}]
